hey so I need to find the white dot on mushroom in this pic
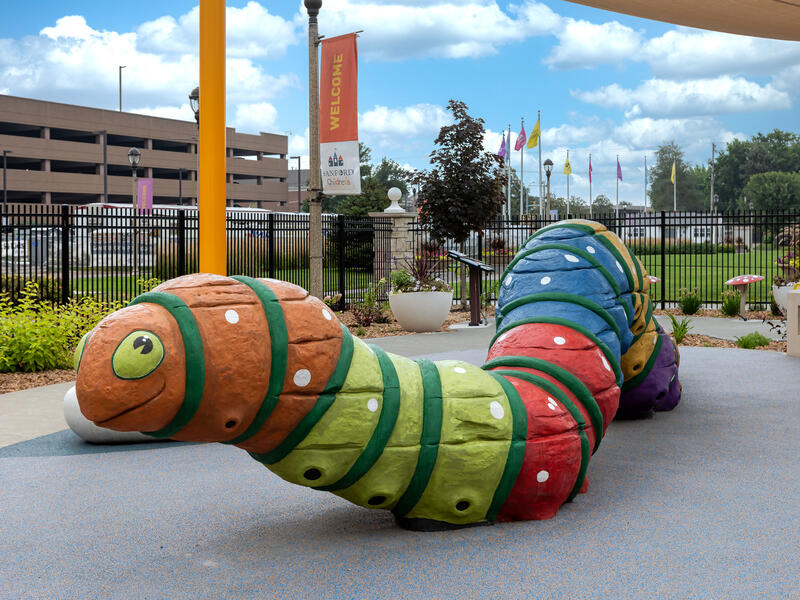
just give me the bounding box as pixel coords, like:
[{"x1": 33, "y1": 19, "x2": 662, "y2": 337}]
[
  {"x1": 490, "y1": 401, "x2": 505, "y2": 420},
  {"x1": 293, "y1": 369, "x2": 311, "y2": 387}
]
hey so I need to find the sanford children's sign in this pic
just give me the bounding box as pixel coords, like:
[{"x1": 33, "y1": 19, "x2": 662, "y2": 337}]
[{"x1": 320, "y1": 33, "x2": 360, "y2": 195}]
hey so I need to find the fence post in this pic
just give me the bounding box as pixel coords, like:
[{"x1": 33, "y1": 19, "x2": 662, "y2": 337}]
[
  {"x1": 268, "y1": 212, "x2": 276, "y2": 279},
  {"x1": 660, "y1": 211, "x2": 666, "y2": 310},
  {"x1": 177, "y1": 210, "x2": 186, "y2": 276},
  {"x1": 60, "y1": 204, "x2": 70, "y2": 304},
  {"x1": 337, "y1": 214, "x2": 346, "y2": 303}
]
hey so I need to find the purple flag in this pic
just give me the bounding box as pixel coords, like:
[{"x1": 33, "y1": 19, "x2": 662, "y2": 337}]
[
  {"x1": 137, "y1": 178, "x2": 154, "y2": 214},
  {"x1": 616, "y1": 158, "x2": 623, "y2": 181},
  {"x1": 497, "y1": 134, "x2": 506, "y2": 159}
]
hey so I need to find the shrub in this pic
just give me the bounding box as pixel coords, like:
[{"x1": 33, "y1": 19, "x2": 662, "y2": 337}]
[
  {"x1": 351, "y1": 278, "x2": 389, "y2": 326},
  {"x1": 0, "y1": 282, "x2": 121, "y2": 372},
  {"x1": 486, "y1": 235, "x2": 506, "y2": 251},
  {"x1": 721, "y1": 289, "x2": 741, "y2": 317},
  {"x1": 735, "y1": 332, "x2": 771, "y2": 349},
  {"x1": 677, "y1": 288, "x2": 701, "y2": 315},
  {"x1": 667, "y1": 314, "x2": 693, "y2": 344},
  {"x1": 1, "y1": 275, "x2": 62, "y2": 304}
]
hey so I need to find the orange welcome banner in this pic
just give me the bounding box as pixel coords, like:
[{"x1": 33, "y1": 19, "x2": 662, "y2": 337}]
[
  {"x1": 320, "y1": 33, "x2": 360, "y2": 194},
  {"x1": 320, "y1": 33, "x2": 358, "y2": 144}
]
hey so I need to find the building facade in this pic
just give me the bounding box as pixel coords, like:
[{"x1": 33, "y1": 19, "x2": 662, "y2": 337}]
[{"x1": 0, "y1": 94, "x2": 289, "y2": 208}]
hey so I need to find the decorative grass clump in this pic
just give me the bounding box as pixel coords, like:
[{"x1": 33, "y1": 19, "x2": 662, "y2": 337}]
[
  {"x1": 677, "y1": 288, "x2": 702, "y2": 315},
  {"x1": 721, "y1": 289, "x2": 741, "y2": 317},
  {"x1": 735, "y1": 332, "x2": 771, "y2": 349}
]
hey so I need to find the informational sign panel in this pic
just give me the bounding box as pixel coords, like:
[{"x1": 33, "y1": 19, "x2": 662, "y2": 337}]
[
  {"x1": 137, "y1": 178, "x2": 154, "y2": 213},
  {"x1": 320, "y1": 33, "x2": 361, "y2": 195}
]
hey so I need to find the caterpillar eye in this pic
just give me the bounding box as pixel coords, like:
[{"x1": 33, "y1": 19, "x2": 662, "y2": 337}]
[
  {"x1": 112, "y1": 330, "x2": 165, "y2": 380},
  {"x1": 73, "y1": 331, "x2": 91, "y2": 372}
]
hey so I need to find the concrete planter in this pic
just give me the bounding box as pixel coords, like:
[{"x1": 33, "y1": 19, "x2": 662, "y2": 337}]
[
  {"x1": 389, "y1": 291, "x2": 453, "y2": 332},
  {"x1": 772, "y1": 283, "x2": 800, "y2": 316}
]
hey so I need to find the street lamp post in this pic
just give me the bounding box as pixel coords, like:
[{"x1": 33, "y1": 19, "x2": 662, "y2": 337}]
[
  {"x1": 128, "y1": 147, "x2": 141, "y2": 275},
  {"x1": 119, "y1": 66, "x2": 126, "y2": 112},
  {"x1": 2, "y1": 150, "x2": 11, "y2": 206},
  {"x1": 290, "y1": 155, "x2": 301, "y2": 212},
  {"x1": 188, "y1": 86, "x2": 200, "y2": 207},
  {"x1": 543, "y1": 158, "x2": 553, "y2": 220},
  {"x1": 306, "y1": 0, "x2": 323, "y2": 299}
]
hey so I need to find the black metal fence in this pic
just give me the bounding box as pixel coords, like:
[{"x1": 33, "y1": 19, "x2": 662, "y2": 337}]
[
  {"x1": 0, "y1": 204, "x2": 392, "y2": 307},
  {"x1": 411, "y1": 210, "x2": 800, "y2": 308}
]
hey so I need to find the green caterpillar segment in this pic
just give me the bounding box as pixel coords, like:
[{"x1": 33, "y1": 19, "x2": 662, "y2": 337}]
[
  {"x1": 390, "y1": 359, "x2": 443, "y2": 517},
  {"x1": 490, "y1": 316, "x2": 623, "y2": 386},
  {"x1": 265, "y1": 336, "x2": 386, "y2": 487},
  {"x1": 484, "y1": 372, "x2": 528, "y2": 522},
  {"x1": 490, "y1": 369, "x2": 590, "y2": 503},
  {"x1": 250, "y1": 323, "x2": 354, "y2": 465},
  {"x1": 401, "y1": 361, "x2": 513, "y2": 525},
  {"x1": 224, "y1": 276, "x2": 289, "y2": 445},
  {"x1": 314, "y1": 345, "x2": 401, "y2": 492},
  {"x1": 335, "y1": 353, "x2": 424, "y2": 510},
  {"x1": 483, "y1": 355, "x2": 603, "y2": 454},
  {"x1": 128, "y1": 291, "x2": 205, "y2": 439}
]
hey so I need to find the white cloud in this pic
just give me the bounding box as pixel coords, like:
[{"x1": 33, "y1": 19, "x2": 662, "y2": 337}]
[
  {"x1": 360, "y1": 103, "x2": 451, "y2": 136},
  {"x1": 642, "y1": 29, "x2": 800, "y2": 80},
  {"x1": 544, "y1": 18, "x2": 642, "y2": 70},
  {"x1": 298, "y1": 0, "x2": 561, "y2": 61},
  {"x1": 574, "y1": 77, "x2": 792, "y2": 118},
  {"x1": 131, "y1": 104, "x2": 195, "y2": 121},
  {"x1": 137, "y1": 2, "x2": 299, "y2": 59},
  {"x1": 233, "y1": 102, "x2": 279, "y2": 134}
]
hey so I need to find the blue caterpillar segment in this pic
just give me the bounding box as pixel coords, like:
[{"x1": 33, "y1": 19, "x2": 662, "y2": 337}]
[{"x1": 74, "y1": 221, "x2": 681, "y2": 530}]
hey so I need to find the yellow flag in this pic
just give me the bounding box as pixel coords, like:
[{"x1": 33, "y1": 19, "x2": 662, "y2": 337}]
[
  {"x1": 670, "y1": 161, "x2": 676, "y2": 184},
  {"x1": 563, "y1": 155, "x2": 572, "y2": 175},
  {"x1": 526, "y1": 117, "x2": 540, "y2": 149}
]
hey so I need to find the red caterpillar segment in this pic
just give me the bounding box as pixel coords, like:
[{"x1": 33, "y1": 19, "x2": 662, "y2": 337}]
[
  {"x1": 488, "y1": 323, "x2": 620, "y2": 435},
  {"x1": 490, "y1": 373, "x2": 583, "y2": 521}
]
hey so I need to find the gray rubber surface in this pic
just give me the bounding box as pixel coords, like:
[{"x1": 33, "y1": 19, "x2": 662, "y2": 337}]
[{"x1": 2, "y1": 347, "x2": 798, "y2": 599}]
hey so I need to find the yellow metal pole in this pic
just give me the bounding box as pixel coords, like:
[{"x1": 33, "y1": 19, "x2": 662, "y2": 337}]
[{"x1": 199, "y1": 0, "x2": 227, "y2": 275}]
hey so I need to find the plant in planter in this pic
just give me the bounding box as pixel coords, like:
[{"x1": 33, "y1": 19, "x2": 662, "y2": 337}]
[
  {"x1": 771, "y1": 225, "x2": 800, "y2": 316},
  {"x1": 388, "y1": 258, "x2": 453, "y2": 332}
]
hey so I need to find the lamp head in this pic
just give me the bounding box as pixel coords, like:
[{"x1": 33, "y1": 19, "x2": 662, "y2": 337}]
[
  {"x1": 188, "y1": 86, "x2": 200, "y2": 122},
  {"x1": 127, "y1": 147, "x2": 141, "y2": 169},
  {"x1": 305, "y1": 0, "x2": 322, "y2": 16},
  {"x1": 543, "y1": 158, "x2": 553, "y2": 176}
]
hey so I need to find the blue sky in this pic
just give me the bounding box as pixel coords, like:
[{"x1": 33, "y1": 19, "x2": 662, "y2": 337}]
[{"x1": 1, "y1": 1, "x2": 798, "y2": 205}]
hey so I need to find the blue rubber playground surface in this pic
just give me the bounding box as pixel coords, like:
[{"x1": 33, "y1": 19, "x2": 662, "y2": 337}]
[{"x1": 1, "y1": 346, "x2": 799, "y2": 599}]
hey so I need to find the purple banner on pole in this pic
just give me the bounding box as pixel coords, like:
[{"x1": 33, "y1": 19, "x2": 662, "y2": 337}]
[{"x1": 137, "y1": 178, "x2": 154, "y2": 213}]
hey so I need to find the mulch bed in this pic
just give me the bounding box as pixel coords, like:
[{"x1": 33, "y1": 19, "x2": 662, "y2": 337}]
[{"x1": 0, "y1": 305, "x2": 787, "y2": 395}]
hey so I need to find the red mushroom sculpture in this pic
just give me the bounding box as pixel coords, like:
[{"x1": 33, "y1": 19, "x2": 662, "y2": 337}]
[{"x1": 724, "y1": 274, "x2": 765, "y2": 317}]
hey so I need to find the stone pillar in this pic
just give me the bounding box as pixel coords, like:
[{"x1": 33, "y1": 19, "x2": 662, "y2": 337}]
[
  {"x1": 369, "y1": 210, "x2": 416, "y2": 288},
  {"x1": 787, "y1": 290, "x2": 800, "y2": 357}
]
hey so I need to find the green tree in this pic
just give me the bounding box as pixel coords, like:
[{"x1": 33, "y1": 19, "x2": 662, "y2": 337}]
[
  {"x1": 416, "y1": 100, "x2": 505, "y2": 242},
  {"x1": 592, "y1": 194, "x2": 614, "y2": 213},
  {"x1": 713, "y1": 138, "x2": 751, "y2": 213},
  {"x1": 742, "y1": 171, "x2": 800, "y2": 211},
  {"x1": 648, "y1": 142, "x2": 704, "y2": 211}
]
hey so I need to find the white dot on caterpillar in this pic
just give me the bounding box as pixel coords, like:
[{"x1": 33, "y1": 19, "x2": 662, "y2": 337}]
[
  {"x1": 293, "y1": 369, "x2": 311, "y2": 387},
  {"x1": 321, "y1": 308, "x2": 332, "y2": 321},
  {"x1": 540, "y1": 276, "x2": 551, "y2": 285},
  {"x1": 546, "y1": 397, "x2": 557, "y2": 410},
  {"x1": 490, "y1": 401, "x2": 504, "y2": 419},
  {"x1": 367, "y1": 398, "x2": 379, "y2": 412},
  {"x1": 564, "y1": 254, "x2": 579, "y2": 263},
  {"x1": 453, "y1": 366, "x2": 467, "y2": 374},
  {"x1": 537, "y1": 470, "x2": 549, "y2": 483},
  {"x1": 616, "y1": 261, "x2": 624, "y2": 272},
  {"x1": 553, "y1": 336, "x2": 566, "y2": 345},
  {"x1": 224, "y1": 309, "x2": 239, "y2": 324},
  {"x1": 601, "y1": 356, "x2": 611, "y2": 371},
  {"x1": 504, "y1": 275, "x2": 513, "y2": 287},
  {"x1": 586, "y1": 246, "x2": 596, "y2": 254}
]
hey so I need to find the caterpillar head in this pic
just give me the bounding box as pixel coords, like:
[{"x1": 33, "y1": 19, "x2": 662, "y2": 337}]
[{"x1": 74, "y1": 302, "x2": 188, "y2": 434}]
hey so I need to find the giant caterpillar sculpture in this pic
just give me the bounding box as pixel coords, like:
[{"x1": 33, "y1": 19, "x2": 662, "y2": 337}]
[{"x1": 74, "y1": 220, "x2": 680, "y2": 530}]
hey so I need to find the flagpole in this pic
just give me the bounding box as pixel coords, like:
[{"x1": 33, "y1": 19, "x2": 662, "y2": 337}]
[
  {"x1": 507, "y1": 124, "x2": 512, "y2": 220},
  {"x1": 615, "y1": 154, "x2": 619, "y2": 219},
  {"x1": 644, "y1": 155, "x2": 648, "y2": 212},
  {"x1": 674, "y1": 163, "x2": 677, "y2": 211},
  {"x1": 519, "y1": 117, "x2": 524, "y2": 219},
  {"x1": 589, "y1": 153, "x2": 593, "y2": 218},
  {"x1": 536, "y1": 110, "x2": 542, "y2": 219},
  {"x1": 566, "y1": 149, "x2": 570, "y2": 217}
]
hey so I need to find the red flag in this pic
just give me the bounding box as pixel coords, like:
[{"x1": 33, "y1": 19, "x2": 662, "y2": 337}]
[{"x1": 514, "y1": 125, "x2": 526, "y2": 151}]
